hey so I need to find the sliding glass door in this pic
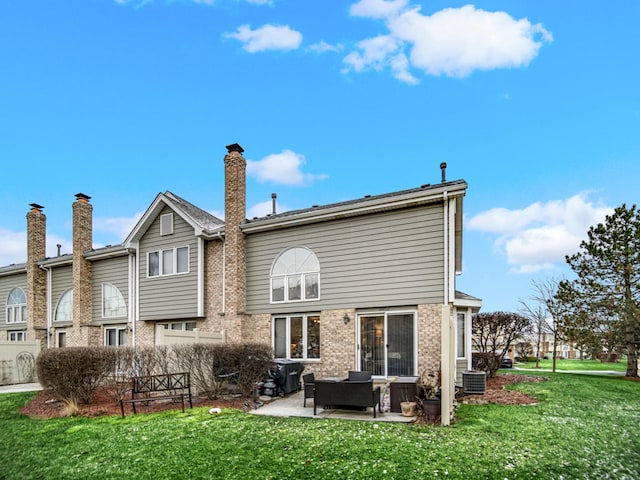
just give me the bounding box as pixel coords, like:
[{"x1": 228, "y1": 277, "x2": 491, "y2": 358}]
[{"x1": 358, "y1": 312, "x2": 416, "y2": 377}]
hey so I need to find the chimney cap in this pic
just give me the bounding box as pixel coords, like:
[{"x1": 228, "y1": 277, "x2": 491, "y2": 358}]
[
  {"x1": 29, "y1": 203, "x2": 44, "y2": 210},
  {"x1": 226, "y1": 143, "x2": 245, "y2": 154},
  {"x1": 75, "y1": 193, "x2": 91, "y2": 201}
]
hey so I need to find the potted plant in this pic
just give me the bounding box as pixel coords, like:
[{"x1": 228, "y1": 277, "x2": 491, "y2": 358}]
[
  {"x1": 399, "y1": 392, "x2": 417, "y2": 417},
  {"x1": 416, "y1": 369, "x2": 441, "y2": 419}
]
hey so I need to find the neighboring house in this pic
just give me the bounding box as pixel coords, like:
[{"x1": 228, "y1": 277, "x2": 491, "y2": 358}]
[{"x1": 0, "y1": 143, "x2": 481, "y2": 423}]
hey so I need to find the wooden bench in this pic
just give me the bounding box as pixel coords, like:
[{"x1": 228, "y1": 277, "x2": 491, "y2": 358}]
[
  {"x1": 313, "y1": 380, "x2": 382, "y2": 418},
  {"x1": 120, "y1": 372, "x2": 193, "y2": 417}
]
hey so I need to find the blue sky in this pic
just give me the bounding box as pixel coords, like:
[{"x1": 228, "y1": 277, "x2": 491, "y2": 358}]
[{"x1": 1, "y1": 0, "x2": 638, "y2": 313}]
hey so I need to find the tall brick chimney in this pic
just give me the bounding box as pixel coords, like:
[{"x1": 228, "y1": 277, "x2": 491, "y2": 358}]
[
  {"x1": 223, "y1": 143, "x2": 247, "y2": 342},
  {"x1": 72, "y1": 193, "x2": 94, "y2": 344},
  {"x1": 26, "y1": 203, "x2": 47, "y2": 345}
]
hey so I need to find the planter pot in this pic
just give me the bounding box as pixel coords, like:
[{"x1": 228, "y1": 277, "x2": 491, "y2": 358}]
[
  {"x1": 421, "y1": 399, "x2": 441, "y2": 418},
  {"x1": 400, "y1": 401, "x2": 417, "y2": 417}
]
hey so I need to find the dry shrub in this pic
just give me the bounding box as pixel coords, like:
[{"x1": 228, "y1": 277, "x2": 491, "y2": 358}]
[
  {"x1": 36, "y1": 347, "x2": 116, "y2": 415},
  {"x1": 472, "y1": 352, "x2": 500, "y2": 378}
]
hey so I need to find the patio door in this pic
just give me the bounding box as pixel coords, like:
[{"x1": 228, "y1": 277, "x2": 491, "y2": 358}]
[{"x1": 358, "y1": 312, "x2": 416, "y2": 377}]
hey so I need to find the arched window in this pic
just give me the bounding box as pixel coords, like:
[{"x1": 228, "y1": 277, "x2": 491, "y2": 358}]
[
  {"x1": 55, "y1": 289, "x2": 73, "y2": 323},
  {"x1": 6, "y1": 287, "x2": 27, "y2": 324},
  {"x1": 102, "y1": 283, "x2": 127, "y2": 318},
  {"x1": 270, "y1": 247, "x2": 320, "y2": 303}
]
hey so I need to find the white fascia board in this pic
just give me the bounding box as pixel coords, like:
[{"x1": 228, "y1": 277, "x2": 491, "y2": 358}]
[{"x1": 242, "y1": 183, "x2": 467, "y2": 234}]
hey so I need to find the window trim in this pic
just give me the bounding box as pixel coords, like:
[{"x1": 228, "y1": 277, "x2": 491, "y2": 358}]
[
  {"x1": 147, "y1": 246, "x2": 189, "y2": 278},
  {"x1": 101, "y1": 283, "x2": 127, "y2": 319},
  {"x1": 272, "y1": 313, "x2": 321, "y2": 361},
  {"x1": 456, "y1": 312, "x2": 466, "y2": 359},
  {"x1": 159, "y1": 321, "x2": 197, "y2": 331},
  {"x1": 8, "y1": 330, "x2": 26, "y2": 342},
  {"x1": 270, "y1": 247, "x2": 321, "y2": 304},
  {"x1": 6, "y1": 287, "x2": 27, "y2": 324},
  {"x1": 160, "y1": 213, "x2": 174, "y2": 236},
  {"x1": 104, "y1": 326, "x2": 128, "y2": 347},
  {"x1": 54, "y1": 289, "x2": 73, "y2": 323}
]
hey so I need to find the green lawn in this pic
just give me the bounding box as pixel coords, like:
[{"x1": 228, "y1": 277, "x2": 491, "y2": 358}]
[
  {"x1": 1, "y1": 373, "x2": 639, "y2": 479},
  {"x1": 517, "y1": 358, "x2": 627, "y2": 372}
]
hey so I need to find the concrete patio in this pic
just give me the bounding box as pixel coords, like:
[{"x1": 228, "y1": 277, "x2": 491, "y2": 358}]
[{"x1": 250, "y1": 390, "x2": 416, "y2": 423}]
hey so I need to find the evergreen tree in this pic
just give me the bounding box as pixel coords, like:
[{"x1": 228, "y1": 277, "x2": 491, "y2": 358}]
[{"x1": 564, "y1": 204, "x2": 640, "y2": 377}]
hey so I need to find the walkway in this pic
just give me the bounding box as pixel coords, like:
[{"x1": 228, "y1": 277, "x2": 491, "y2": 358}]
[
  {"x1": 250, "y1": 390, "x2": 415, "y2": 423},
  {"x1": 0, "y1": 382, "x2": 42, "y2": 394}
]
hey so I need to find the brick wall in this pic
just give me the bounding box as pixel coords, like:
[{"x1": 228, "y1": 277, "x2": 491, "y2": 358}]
[
  {"x1": 223, "y1": 145, "x2": 247, "y2": 343},
  {"x1": 72, "y1": 194, "x2": 94, "y2": 345},
  {"x1": 25, "y1": 206, "x2": 47, "y2": 345}
]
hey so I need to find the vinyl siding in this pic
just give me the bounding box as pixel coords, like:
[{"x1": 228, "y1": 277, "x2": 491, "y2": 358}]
[
  {"x1": 0, "y1": 272, "x2": 27, "y2": 326},
  {"x1": 245, "y1": 204, "x2": 445, "y2": 314},
  {"x1": 138, "y1": 206, "x2": 199, "y2": 321},
  {"x1": 91, "y1": 255, "x2": 129, "y2": 323},
  {"x1": 51, "y1": 265, "x2": 72, "y2": 322}
]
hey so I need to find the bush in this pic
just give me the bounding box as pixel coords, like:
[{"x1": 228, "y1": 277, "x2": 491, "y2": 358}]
[
  {"x1": 36, "y1": 347, "x2": 116, "y2": 415},
  {"x1": 472, "y1": 352, "x2": 500, "y2": 378},
  {"x1": 171, "y1": 343, "x2": 273, "y2": 398}
]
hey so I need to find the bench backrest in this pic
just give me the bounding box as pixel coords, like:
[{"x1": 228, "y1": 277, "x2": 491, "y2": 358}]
[
  {"x1": 314, "y1": 380, "x2": 377, "y2": 407},
  {"x1": 132, "y1": 372, "x2": 190, "y2": 394}
]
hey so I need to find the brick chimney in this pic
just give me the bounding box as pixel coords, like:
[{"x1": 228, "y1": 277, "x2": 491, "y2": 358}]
[
  {"x1": 26, "y1": 203, "x2": 47, "y2": 344},
  {"x1": 223, "y1": 143, "x2": 247, "y2": 342},
  {"x1": 72, "y1": 193, "x2": 93, "y2": 341}
]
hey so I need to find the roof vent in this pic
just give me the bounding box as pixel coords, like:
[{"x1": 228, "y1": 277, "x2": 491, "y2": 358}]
[{"x1": 440, "y1": 162, "x2": 447, "y2": 183}]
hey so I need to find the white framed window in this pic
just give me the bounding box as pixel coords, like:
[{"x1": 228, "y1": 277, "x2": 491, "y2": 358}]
[
  {"x1": 8, "y1": 330, "x2": 26, "y2": 342},
  {"x1": 270, "y1": 247, "x2": 320, "y2": 303},
  {"x1": 273, "y1": 314, "x2": 320, "y2": 360},
  {"x1": 159, "y1": 321, "x2": 197, "y2": 331},
  {"x1": 6, "y1": 287, "x2": 27, "y2": 324},
  {"x1": 102, "y1": 283, "x2": 127, "y2": 318},
  {"x1": 56, "y1": 330, "x2": 67, "y2": 348},
  {"x1": 456, "y1": 312, "x2": 466, "y2": 358},
  {"x1": 148, "y1": 246, "x2": 189, "y2": 277},
  {"x1": 160, "y1": 213, "x2": 174, "y2": 236},
  {"x1": 105, "y1": 326, "x2": 128, "y2": 347},
  {"x1": 55, "y1": 289, "x2": 73, "y2": 323}
]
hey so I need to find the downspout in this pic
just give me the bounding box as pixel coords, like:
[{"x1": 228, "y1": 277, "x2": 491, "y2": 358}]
[
  {"x1": 443, "y1": 191, "x2": 449, "y2": 304},
  {"x1": 128, "y1": 249, "x2": 136, "y2": 346},
  {"x1": 40, "y1": 265, "x2": 51, "y2": 348}
]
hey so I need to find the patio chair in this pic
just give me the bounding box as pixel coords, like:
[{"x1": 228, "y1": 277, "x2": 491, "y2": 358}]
[
  {"x1": 303, "y1": 373, "x2": 315, "y2": 407},
  {"x1": 347, "y1": 371, "x2": 372, "y2": 382}
]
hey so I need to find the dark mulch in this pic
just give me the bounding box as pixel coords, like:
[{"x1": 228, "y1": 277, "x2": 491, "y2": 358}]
[
  {"x1": 20, "y1": 387, "x2": 252, "y2": 419},
  {"x1": 20, "y1": 374, "x2": 547, "y2": 419}
]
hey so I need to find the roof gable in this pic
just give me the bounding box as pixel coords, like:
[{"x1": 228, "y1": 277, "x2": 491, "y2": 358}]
[{"x1": 124, "y1": 191, "x2": 224, "y2": 247}]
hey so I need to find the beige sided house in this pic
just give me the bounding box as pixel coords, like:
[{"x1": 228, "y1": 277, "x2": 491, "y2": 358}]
[{"x1": 0, "y1": 143, "x2": 481, "y2": 423}]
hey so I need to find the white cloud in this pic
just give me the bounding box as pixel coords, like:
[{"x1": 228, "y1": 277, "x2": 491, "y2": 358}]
[
  {"x1": 0, "y1": 229, "x2": 71, "y2": 266},
  {"x1": 350, "y1": 0, "x2": 409, "y2": 19},
  {"x1": 94, "y1": 212, "x2": 144, "y2": 242},
  {"x1": 247, "y1": 200, "x2": 292, "y2": 219},
  {"x1": 0, "y1": 229, "x2": 27, "y2": 266},
  {"x1": 308, "y1": 41, "x2": 343, "y2": 54},
  {"x1": 225, "y1": 24, "x2": 302, "y2": 53},
  {"x1": 467, "y1": 193, "x2": 612, "y2": 274},
  {"x1": 246, "y1": 150, "x2": 328, "y2": 186},
  {"x1": 344, "y1": 1, "x2": 552, "y2": 83}
]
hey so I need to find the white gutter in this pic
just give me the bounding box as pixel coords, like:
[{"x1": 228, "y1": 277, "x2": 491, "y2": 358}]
[
  {"x1": 443, "y1": 191, "x2": 449, "y2": 305},
  {"x1": 128, "y1": 250, "x2": 136, "y2": 346},
  {"x1": 242, "y1": 182, "x2": 467, "y2": 233},
  {"x1": 197, "y1": 237, "x2": 204, "y2": 317}
]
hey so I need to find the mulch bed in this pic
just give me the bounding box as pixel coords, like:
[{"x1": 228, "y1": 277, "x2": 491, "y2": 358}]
[
  {"x1": 20, "y1": 373, "x2": 546, "y2": 419},
  {"x1": 458, "y1": 374, "x2": 546, "y2": 406}
]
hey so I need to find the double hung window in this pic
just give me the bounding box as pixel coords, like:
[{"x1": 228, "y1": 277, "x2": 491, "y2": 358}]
[
  {"x1": 105, "y1": 326, "x2": 128, "y2": 347},
  {"x1": 148, "y1": 246, "x2": 189, "y2": 277}
]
